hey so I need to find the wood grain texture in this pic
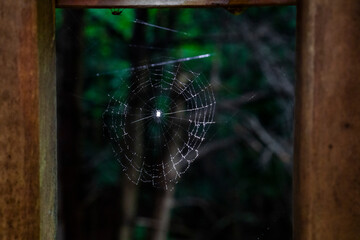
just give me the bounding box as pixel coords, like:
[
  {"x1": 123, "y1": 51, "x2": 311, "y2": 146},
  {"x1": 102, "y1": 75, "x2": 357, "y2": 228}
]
[
  {"x1": 294, "y1": 0, "x2": 360, "y2": 239},
  {"x1": 56, "y1": 0, "x2": 296, "y2": 8},
  {"x1": 0, "y1": 0, "x2": 57, "y2": 239},
  {"x1": 38, "y1": 1, "x2": 57, "y2": 239}
]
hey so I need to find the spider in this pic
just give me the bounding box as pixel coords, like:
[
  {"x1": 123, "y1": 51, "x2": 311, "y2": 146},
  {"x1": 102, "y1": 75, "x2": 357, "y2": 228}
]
[{"x1": 110, "y1": 8, "x2": 124, "y2": 15}]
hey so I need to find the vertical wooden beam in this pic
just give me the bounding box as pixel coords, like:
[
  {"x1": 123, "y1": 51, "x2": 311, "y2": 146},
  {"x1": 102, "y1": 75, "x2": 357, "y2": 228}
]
[
  {"x1": 294, "y1": 1, "x2": 360, "y2": 239},
  {"x1": 0, "y1": 0, "x2": 57, "y2": 239}
]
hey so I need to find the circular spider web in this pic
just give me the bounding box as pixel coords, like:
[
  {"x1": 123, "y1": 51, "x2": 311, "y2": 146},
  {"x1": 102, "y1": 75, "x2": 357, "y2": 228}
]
[{"x1": 103, "y1": 60, "x2": 216, "y2": 190}]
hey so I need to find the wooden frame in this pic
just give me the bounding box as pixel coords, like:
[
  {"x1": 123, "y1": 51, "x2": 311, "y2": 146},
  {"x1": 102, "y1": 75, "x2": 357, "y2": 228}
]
[
  {"x1": 1, "y1": 0, "x2": 359, "y2": 239},
  {"x1": 0, "y1": 0, "x2": 56, "y2": 239},
  {"x1": 56, "y1": 0, "x2": 296, "y2": 8},
  {"x1": 294, "y1": 1, "x2": 360, "y2": 239}
]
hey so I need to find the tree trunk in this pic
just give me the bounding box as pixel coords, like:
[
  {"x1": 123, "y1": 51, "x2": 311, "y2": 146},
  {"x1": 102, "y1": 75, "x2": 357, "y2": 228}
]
[
  {"x1": 118, "y1": 9, "x2": 149, "y2": 240},
  {"x1": 147, "y1": 190, "x2": 174, "y2": 240}
]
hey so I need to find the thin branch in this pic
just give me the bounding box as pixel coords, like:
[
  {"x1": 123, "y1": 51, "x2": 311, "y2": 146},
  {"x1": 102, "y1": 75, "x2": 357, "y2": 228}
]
[
  {"x1": 244, "y1": 115, "x2": 292, "y2": 165},
  {"x1": 217, "y1": 89, "x2": 292, "y2": 112}
]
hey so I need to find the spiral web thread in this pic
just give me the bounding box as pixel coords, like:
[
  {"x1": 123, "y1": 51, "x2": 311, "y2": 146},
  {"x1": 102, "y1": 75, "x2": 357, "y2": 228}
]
[{"x1": 103, "y1": 60, "x2": 216, "y2": 190}]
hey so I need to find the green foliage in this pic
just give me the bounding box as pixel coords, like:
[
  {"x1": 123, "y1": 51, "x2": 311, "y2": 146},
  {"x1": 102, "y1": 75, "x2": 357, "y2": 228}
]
[{"x1": 133, "y1": 225, "x2": 147, "y2": 240}]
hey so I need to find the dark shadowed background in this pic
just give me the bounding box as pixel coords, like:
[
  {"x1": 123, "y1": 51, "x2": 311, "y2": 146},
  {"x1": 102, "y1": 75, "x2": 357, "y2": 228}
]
[{"x1": 56, "y1": 7, "x2": 296, "y2": 240}]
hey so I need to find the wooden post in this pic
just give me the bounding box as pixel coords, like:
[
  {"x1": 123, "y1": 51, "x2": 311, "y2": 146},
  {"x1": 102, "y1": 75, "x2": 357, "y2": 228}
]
[
  {"x1": 294, "y1": 1, "x2": 360, "y2": 239},
  {"x1": 0, "y1": 0, "x2": 57, "y2": 239},
  {"x1": 56, "y1": 0, "x2": 296, "y2": 8}
]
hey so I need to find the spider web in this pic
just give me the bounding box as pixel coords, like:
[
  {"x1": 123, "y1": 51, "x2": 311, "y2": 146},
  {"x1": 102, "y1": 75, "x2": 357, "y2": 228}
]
[{"x1": 103, "y1": 58, "x2": 216, "y2": 190}]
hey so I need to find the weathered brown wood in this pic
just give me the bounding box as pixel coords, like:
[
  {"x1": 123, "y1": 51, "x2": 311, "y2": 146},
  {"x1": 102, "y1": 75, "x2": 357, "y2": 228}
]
[
  {"x1": 56, "y1": 0, "x2": 295, "y2": 8},
  {"x1": 294, "y1": 1, "x2": 360, "y2": 239},
  {"x1": 0, "y1": 0, "x2": 57, "y2": 239}
]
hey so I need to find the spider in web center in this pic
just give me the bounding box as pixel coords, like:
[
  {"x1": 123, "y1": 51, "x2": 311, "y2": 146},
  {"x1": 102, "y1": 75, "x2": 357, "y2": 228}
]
[{"x1": 155, "y1": 110, "x2": 162, "y2": 118}]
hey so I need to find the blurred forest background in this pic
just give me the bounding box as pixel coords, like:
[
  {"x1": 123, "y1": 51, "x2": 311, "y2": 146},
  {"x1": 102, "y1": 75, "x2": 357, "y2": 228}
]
[{"x1": 56, "y1": 6, "x2": 296, "y2": 240}]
